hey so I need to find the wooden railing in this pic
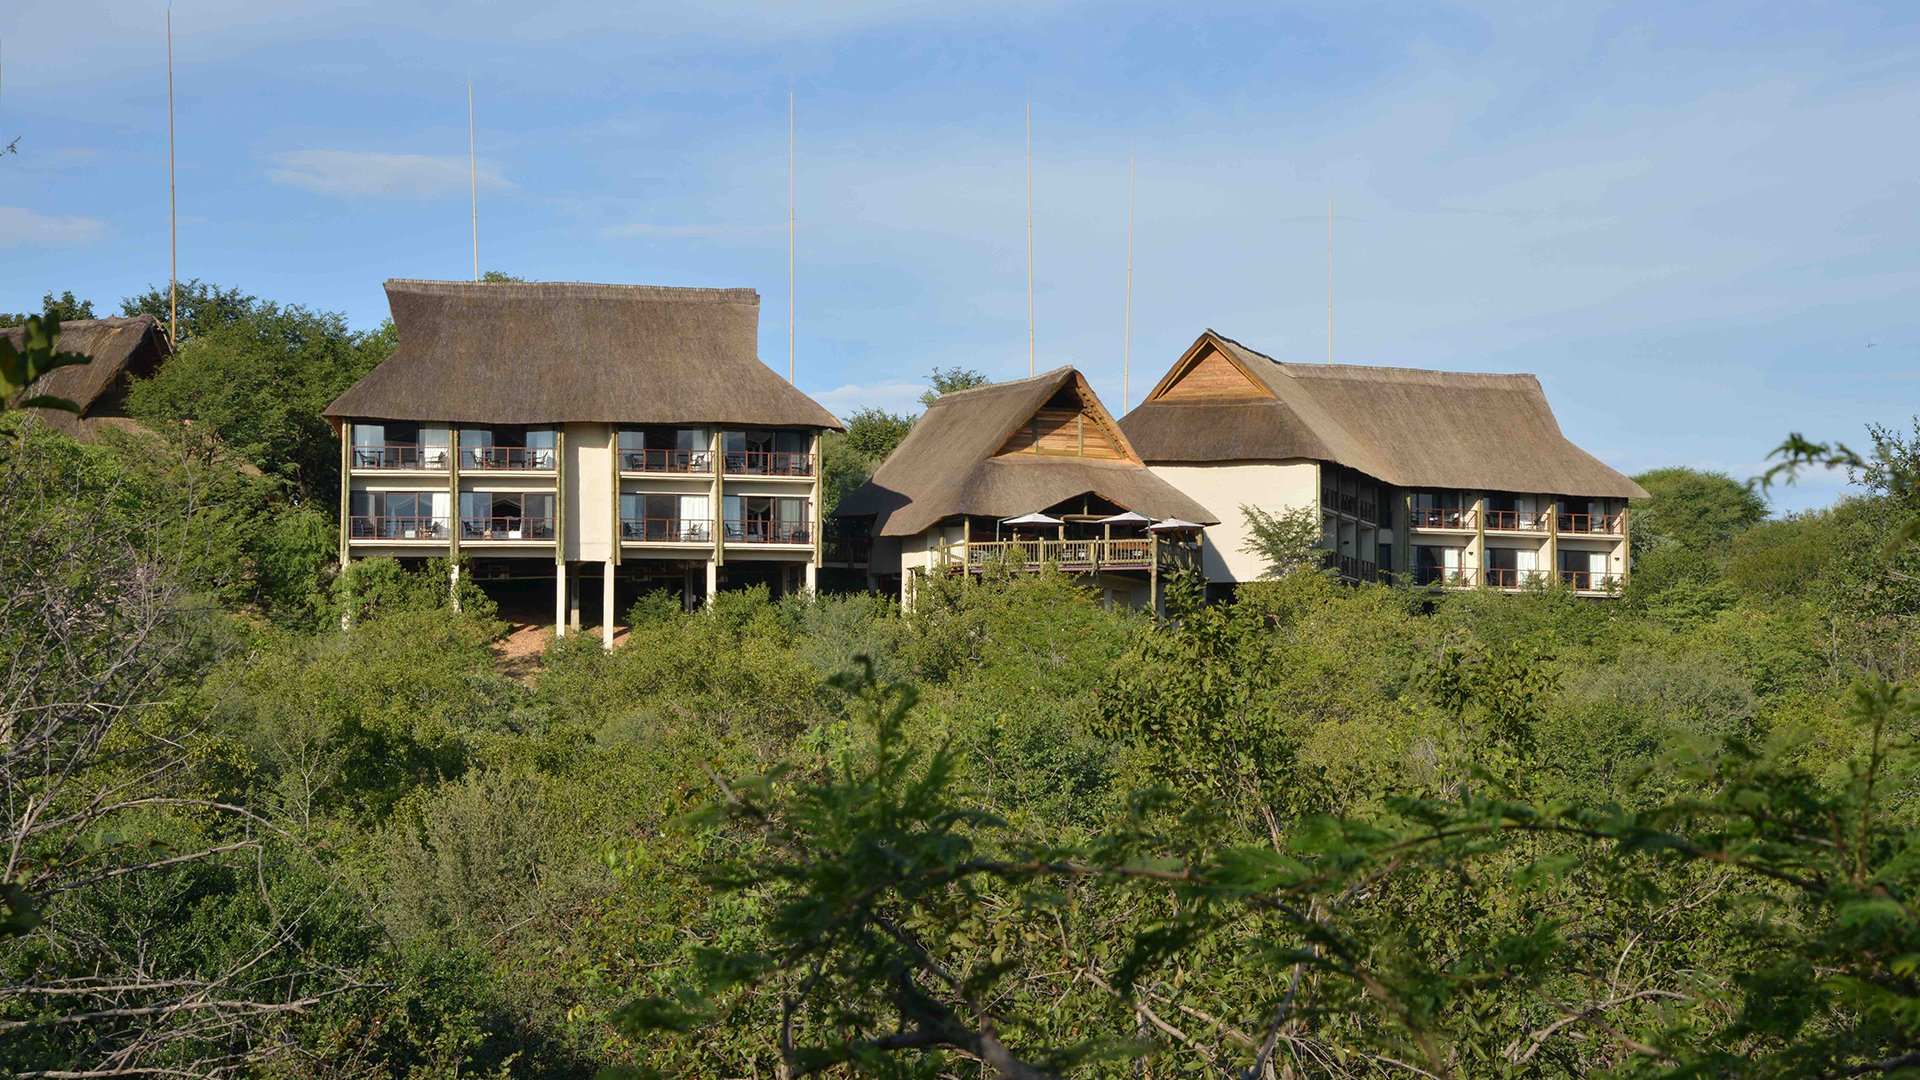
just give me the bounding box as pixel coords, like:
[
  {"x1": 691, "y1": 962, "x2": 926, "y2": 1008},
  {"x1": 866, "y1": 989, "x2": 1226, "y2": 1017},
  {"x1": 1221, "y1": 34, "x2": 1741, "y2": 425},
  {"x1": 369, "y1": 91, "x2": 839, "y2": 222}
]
[
  {"x1": 723, "y1": 451, "x2": 815, "y2": 477},
  {"x1": 461, "y1": 516, "x2": 555, "y2": 541},
  {"x1": 1320, "y1": 551, "x2": 1380, "y2": 581},
  {"x1": 1358, "y1": 499, "x2": 1378, "y2": 524},
  {"x1": 1559, "y1": 512, "x2": 1624, "y2": 535},
  {"x1": 350, "y1": 515, "x2": 450, "y2": 540},
  {"x1": 724, "y1": 520, "x2": 813, "y2": 544},
  {"x1": 620, "y1": 449, "x2": 713, "y2": 474},
  {"x1": 1484, "y1": 567, "x2": 1555, "y2": 588},
  {"x1": 1560, "y1": 569, "x2": 1624, "y2": 591},
  {"x1": 464, "y1": 446, "x2": 557, "y2": 470},
  {"x1": 621, "y1": 517, "x2": 713, "y2": 543},
  {"x1": 945, "y1": 537, "x2": 1194, "y2": 574},
  {"x1": 1413, "y1": 565, "x2": 1479, "y2": 588},
  {"x1": 1484, "y1": 510, "x2": 1549, "y2": 532},
  {"x1": 1409, "y1": 507, "x2": 1475, "y2": 530},
  {"x1": 825, "y1": 536, "x2": 873, "y2": 564},
  {"x1": 351, "y1": 444, "x2": 450, "y2": 470}
]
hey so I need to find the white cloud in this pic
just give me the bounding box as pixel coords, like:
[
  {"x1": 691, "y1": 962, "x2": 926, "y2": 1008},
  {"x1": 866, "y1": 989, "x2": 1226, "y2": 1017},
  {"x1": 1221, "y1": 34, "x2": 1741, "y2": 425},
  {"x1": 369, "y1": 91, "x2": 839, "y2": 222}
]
[
  {"x1": 0, "y1": 206, "x2": 107, "y2": 247},
  {"x1": 266, "y1": 150, "x2": 509, "y2": 198},
  {"x1": 808, "y1": 379, "x2": 928, "y2": 417}
]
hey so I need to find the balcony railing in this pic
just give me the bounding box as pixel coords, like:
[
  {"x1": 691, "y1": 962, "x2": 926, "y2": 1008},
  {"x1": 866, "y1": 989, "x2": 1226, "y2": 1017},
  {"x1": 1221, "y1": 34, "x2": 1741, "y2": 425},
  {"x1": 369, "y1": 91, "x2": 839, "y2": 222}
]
[
  {"x1": 1409, "y1": 507, "x2": 1475, "y2": 530},
  {"x1": 350, "y1": 515, "x2": 451, "y2": 540},
  {"x1": 464, "y1": 447, "x2": 557, "y2": 471},
  {"x1": 1358, "y1": 499, "x2": 1378, "y2": 524},
  {"x1": 951, "y1": 537, "x2": 1180, "y2": 573},
  {"x1": 621, "y1": 517, "x2": 713, "y2": 543},
  {"x1": 352, "y1": 445, "x2": 450, "y2": 471},
  {"x1": 1413, "y1": 565, "x2": 1479, "y2": 588},
  {"x1": 620, "y1": 448, "x2": 713, "y2": 474},
  {"x1": 723, "y1": 451, "x2": 815, "y2": 477},
  {"x1": 1320, "y1": 551, "x2": 1379, "y2": 581},
  {"x1": 724, "y1": 520, "x2": 813, "y2": 544},
  {"x1": 825, "y1": 535, "x2": 873, "y2": 564},
  {"x1": 1560, "y1": 569, "x2": 1624, "y2": 591},
  {"x1": 461, "y1": 516, "x2": 555, "y2": 541},
  {"x1": 1559, "y1": 513, "x2": 1624, "y2": 536},
  {"x1": 1485, "y1": 510, "x2": 1550, "y2": 532},
  {"x1": 1484, "y1": 567, "x2": 1556, "y2": 589}
]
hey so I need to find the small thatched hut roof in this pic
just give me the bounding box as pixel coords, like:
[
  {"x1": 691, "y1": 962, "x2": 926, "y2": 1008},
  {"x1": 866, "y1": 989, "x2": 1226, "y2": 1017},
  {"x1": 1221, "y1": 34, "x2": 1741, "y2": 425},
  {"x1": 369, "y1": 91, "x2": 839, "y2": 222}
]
[
  {"x1": 324, "y1": 279, "x2": 842, "y2": 430},
  {"x1": 836, "y1": 367, "x2": 1217, "y2": 537},
  {"x1": 1, "y1": 314, "x2": 171, "y2": 436},
  {"x1": 1121, "y1": 330, "x2": 1647, "y2": 499}
]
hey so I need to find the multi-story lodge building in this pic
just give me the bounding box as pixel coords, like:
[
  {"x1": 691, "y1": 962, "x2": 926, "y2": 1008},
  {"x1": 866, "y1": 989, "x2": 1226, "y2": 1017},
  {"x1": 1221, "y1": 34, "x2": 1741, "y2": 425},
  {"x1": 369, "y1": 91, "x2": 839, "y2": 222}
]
[
  {"x1": 1120, "y1": 330, "x2": 1648, "y2": 597},
  {"x1": 832, "y1": 367, "x2": 1217, "y2": 610},
  {"x1": 324, "y1": 279, "x2": 842, "y2": 641}
]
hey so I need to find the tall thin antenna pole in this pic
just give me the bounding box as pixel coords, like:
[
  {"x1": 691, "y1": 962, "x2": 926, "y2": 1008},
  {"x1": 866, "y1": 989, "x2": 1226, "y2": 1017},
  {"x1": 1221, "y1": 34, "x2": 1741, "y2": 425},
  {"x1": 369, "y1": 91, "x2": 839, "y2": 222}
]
[
  {"x1": 788, "y1": 91, "x2": 795, "y2": 385},
  {"x1": 1124, "y1": 156, "x2": 1134, "y2": 412},
  {"x1": 1026, "y1": 101, "x2": 1034, "y2": 376},
  {"x1": 166, "y1": 8, "x2": 177, "y2": 343},
  {"x1": 468, "y1": 76, "x2": 478, "y2": 282},
  {"x1": 1327, "y1": 191, "x2": 1333, "y2": 363}
]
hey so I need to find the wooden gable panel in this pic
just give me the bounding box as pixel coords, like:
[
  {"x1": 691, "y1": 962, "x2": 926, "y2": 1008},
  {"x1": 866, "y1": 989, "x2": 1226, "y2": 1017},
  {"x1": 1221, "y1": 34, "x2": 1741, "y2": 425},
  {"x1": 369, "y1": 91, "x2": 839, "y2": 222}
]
[
  {"x1": 998, "y1": 407, "x2": 1127, "y2": 459},
  {"x1": 1156, "y1": 345, "x2": 1267, "y2": 401}
]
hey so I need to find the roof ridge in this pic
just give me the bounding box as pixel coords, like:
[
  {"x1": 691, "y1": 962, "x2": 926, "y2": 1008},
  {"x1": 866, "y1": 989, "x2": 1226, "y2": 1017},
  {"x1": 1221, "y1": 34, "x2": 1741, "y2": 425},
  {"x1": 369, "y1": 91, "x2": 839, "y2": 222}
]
[
  {"x1": 928, "y1": 365, "x2": 1075, "y2": 403},
  {"x1": 384, "y1": 279, "x2": 759, "y2": 304}
]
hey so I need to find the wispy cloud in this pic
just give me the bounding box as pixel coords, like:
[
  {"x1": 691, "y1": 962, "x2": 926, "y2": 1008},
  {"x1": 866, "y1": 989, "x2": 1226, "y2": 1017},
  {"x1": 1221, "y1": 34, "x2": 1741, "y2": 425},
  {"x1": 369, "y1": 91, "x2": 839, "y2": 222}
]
[
  {"x1": 266, "y1": 150, "x2": 509, "y2": 198},
  {"x1": 809, "y1": 379, "x2": 928, "y2": 417},
  {"x1": 0, "y1": 206, "x2": 107, "y2": 247}
]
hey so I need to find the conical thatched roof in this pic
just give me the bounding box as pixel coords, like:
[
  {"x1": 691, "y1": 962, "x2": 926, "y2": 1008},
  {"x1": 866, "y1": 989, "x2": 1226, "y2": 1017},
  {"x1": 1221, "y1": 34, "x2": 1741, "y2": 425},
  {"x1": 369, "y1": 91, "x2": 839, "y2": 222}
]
[
  {"x1": 836, "y1": 367, "x2": 1217, "y2": 537},
  {"x1": 1, "y1": 314, "x2": 171, "y2": 435},
  {"x1": 1120, "y1": 330, "x2": 1647, "y2": 499},
  {"x1": 324, "y1": 279, "x2": 842, "y2": 430}
]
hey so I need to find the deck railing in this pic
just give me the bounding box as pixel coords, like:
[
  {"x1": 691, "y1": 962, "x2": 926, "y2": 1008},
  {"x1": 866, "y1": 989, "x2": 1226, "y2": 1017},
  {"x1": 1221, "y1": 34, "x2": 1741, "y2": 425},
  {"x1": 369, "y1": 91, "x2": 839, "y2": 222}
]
[
  {"x1": 1560, "y1": 569, "x2": 1624, "y2": 591},
  {"x1": 1358, "y1": 498, "x2": 1378, "y2": 524},
  {"x1": 723, "y1": 451, "x2": 815, "y2": 477},
  {"x1": 825, "y1": 535, "x2": 873, "y2": 564},
  {"x1": 349, "y1": 515, "x2": 450, "y2": 540},
  {"x1": 351, "y1": 445, "x2": 451, "y2": 470},
  {"x1": 620, "y1": 517, "x2": 713, "y2": 543},
  {"x1": 1558, "y1": 512, "x2": 1624, "y2": 535},
  {"x1": 944, "y1": 537, "x2": 1196, "y2": 575},
  {"x1": 461, "y1": 516, "x2": 555, "y2": 541},
  {"x1": 1412, "y1": 565, "x2": 1479, "y2": 588},
  {"x1": 620, "y1": 449, "x2": 713, "y2": 474},
  {"x1": 1483, "y1": 567, "x2": 1556, "y2": 589},
  {"x1": 464, "y1": 446, "x2": 557, "y2": 471},
  {"x1": 724, "y1": 520, "x2": 813, "y2": 544},
  {"x1": 1409, "y1": 507, "x2": 1475, "y2": 530},
  {"x1": 1485, "y1": 510, "x2": 1550, "y2": 532}
]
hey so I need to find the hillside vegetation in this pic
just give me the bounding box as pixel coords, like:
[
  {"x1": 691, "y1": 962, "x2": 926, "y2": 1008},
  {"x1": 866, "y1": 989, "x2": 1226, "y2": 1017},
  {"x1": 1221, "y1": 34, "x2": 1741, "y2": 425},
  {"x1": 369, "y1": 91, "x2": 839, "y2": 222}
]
[{"x1": 3, "y1": 288, "x2": 1919, "y2": 1079}]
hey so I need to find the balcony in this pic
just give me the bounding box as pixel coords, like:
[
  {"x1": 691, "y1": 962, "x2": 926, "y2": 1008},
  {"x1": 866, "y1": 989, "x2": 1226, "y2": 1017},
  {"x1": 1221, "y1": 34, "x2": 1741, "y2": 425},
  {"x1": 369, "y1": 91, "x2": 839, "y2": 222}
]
[
  {"x1": 621, "y1": 517, "x2": 713, "y2": 544},
  {"x1": 1560, "y1": 569, "x2": 1623, "y2": 592},
  {"x1": 1358, "y1": 498, "x2": 1378, "y2": 524},
  {"x1": 723, "y1": 451, "x2": 814, "y2": 478},
  {"x1": 619, "y1": 448, "x2": 713, "y2": 475},
  {"x1": 352, "y1": 444, "x2": 450, "y2": 471},
  {"x1": 724, "y1": 520, "x2": 813, "y2": 545},
  {"x1": 943, "y1": 537, "x2": 1199, "y2": 575},
  {"x1": 1483, "y1": 567, "x2": 1555, "y2": 589},
  {"x1": 1409, "y1": 507, "x2": 1476, "y2": 530},
  {"x1": 461, "y1": 515, "x2": 555, "y2": 541},
  {"x1": 463, "y1": 446, "x2": 556, "y2": 471},
  {"x1": 1413, "y1": 565, "x2": 1479, "y2": 588},
  {"x1": 350, "y1": 515, "x2": 451, "y2": 540},
  {"x1": 1321, "y1": 551, "x2": 1380, "y2": 582},
  {"x1": 1559, "y1": 512, "x2": 1624, "y2": 536},
  {"x1": 1485, "y1": 510, "x2": 1549, "y2": 533}
]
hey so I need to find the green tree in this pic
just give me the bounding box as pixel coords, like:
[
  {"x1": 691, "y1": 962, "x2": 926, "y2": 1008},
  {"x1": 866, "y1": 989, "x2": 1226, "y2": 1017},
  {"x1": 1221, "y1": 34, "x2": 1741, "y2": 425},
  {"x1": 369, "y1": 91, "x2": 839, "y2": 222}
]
[
  {"x1": 920, "y1": 366, "x2": 991, "y2": 407},
  {"x1": 1238, "y1": 503, "x2": 1327, "y2": 579},
  {"x1": 821, "y1": 406, "x2": 915, "y2": 515},
  {"x1": 1, "y1": 290, "x2": 96, "y2": 327},
  {"x1": 1630, "y1": 466, "x2": 1768, "y2": 555}
]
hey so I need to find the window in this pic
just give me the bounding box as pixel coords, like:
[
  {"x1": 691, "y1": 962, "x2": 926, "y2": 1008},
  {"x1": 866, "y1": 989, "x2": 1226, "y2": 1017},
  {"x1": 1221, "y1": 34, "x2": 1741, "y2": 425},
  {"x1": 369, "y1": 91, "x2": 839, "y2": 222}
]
[
  {"x1": 724, "y1": 495, "x2": 810, "y2": 543},
  {"x1": 619, "y1": 427, "x2": 710, "y2": 472},
  {"x1": 461, "y1": 491, "x2": 554, "y2": 539},
  {"x1": 723, "y1": 429, "x2": 812, "y2": 475},
  {"x1": 620, "y1": 493, "x2": 710, "y2": 541},
  {"x1": 350, "y1": 490, "x2": 449, "y2": 538},
  {"x1": 461, "y1": 426, "x2": 557, "y2": 470}
]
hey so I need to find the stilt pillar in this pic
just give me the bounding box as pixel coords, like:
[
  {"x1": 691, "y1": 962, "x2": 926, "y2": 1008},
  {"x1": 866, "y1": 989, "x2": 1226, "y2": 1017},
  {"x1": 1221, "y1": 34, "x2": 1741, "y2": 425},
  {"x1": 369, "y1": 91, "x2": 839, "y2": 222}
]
[
  {"x1": 705, "y1": 560, "x2": 719, "y2": 608},
  {"x1": 555, "y1": 560, "x2": 569, "y2": 638},
  {"x1": 602, "y1": 559, "x2": 616, "y2": 649}
]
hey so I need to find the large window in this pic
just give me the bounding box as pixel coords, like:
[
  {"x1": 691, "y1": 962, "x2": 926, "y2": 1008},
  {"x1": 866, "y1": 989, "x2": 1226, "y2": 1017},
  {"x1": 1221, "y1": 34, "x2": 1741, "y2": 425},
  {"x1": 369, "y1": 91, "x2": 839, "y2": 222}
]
[
  {"x1": 349, "y1": 490, "x2": 450, "y2": 538},
  {"x1": 1413, "y1": 544, "x2": 1468, "y2": 586},
  {"x1": 618, "y1": 427, "x2": 711, "y2": 473},
  {"x1": 350, "y1": 423, "x2": 451, "y2": 470},
  {"x1": 722, "y1": 429, "x2": 813, "y2": 476},
  {"x1": 460, "y1": 491, "x2": 555, "y2": 539},
  {"x1": 460, "y1": 426, "x2": 558, "y2": 470},
  {"x1": 619, "y1": 492, "x2": 711, "y2": 542},
  {"x1": 723, "y1": 495, "x2": 811, "y2": 543}
]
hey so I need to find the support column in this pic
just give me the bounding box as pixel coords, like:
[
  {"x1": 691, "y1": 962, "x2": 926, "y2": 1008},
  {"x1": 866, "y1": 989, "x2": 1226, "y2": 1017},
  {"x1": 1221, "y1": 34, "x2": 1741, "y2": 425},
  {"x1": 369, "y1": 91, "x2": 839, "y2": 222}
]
[
  {"x1": 804, "y1": 560, "x2": 817, "y2": 596},
  {"x1": 705, "y1": 559, "x2": 719, "y2": 608},
  {"x1": 602, "y1": 559, "x2": 616, "y2": 649},
  {"x1": 555, "y1": 560, "x2": 569, "y2": 638},
  {"x1": 449, "y1": 561, "x2": 462, "y2": 612},
  {"x1": 569, "y1": 573, "x2": 582, "y2": 630}
]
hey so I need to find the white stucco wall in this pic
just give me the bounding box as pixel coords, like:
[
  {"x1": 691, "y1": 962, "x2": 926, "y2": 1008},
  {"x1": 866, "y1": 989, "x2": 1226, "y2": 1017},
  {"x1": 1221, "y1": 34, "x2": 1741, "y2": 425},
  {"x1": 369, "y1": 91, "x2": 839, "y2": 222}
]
[
  {"x1": 1147, "y1": 460, "x2": 1321, "y2": 583},
  {"x1": 564, "y1": 422, "x2": 614, "y2": 562}
]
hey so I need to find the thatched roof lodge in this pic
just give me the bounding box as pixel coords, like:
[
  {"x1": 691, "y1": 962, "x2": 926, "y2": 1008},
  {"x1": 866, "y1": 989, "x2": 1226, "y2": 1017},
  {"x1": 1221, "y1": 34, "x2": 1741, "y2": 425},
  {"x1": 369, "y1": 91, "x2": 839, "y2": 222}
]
[
  {"x1": 2, "y1": 314, "x2": 172, "y2": 436},
  {"x1": 836, "y1": 366, "x2": 1215, "y2": 609},
  {"x1": 325, "y1": 279, "x2": 841, "y2": 430},
  {"x1": 1120, "y1": 330, "x2": 1646, "y2": 594}
]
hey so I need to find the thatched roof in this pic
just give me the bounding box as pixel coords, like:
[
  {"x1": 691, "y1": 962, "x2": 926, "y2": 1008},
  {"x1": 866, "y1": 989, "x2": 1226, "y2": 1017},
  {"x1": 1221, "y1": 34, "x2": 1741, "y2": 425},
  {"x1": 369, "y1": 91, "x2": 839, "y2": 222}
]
[
  {"x1": 1, "y1": 314, "x2": 171, "y2": 435},
  {"x1": 1121, "y1": 331, "x2": 1647, "y2": 499},
  {"x1": 836, "y1": 367, "x2": 1217, "y2": 537},
  {"x1": 325, "y1": 280, "x2": 841, "y2": 430}
]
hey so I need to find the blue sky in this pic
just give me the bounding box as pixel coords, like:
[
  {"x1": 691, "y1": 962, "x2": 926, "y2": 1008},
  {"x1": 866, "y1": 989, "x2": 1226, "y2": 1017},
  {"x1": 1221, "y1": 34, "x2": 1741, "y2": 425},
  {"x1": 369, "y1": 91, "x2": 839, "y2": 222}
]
[{"x1": 5, "y1": 0, "x2": 1917, "y2": 512}]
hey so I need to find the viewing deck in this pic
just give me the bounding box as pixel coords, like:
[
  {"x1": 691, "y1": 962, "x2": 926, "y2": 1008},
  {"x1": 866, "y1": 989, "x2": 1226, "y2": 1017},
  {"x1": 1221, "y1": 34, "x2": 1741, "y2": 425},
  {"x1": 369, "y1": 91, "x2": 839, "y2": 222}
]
[{"x1": 935, "y1": 537, "x2": 1201, "y2": 576}]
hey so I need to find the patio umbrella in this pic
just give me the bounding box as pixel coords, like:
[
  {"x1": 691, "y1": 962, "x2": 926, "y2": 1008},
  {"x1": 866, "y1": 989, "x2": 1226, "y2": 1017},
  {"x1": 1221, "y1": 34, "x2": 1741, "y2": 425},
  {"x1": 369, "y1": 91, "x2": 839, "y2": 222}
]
[
  {"x1": 1003, "y1": 512, "x2": 1065, "y2": 527},
  {"x1": 1098, "y1": 511, "x2": 1152, "y2": 525},
  {"x1": 1147, "y1": 517, "x2": 1205, "y2": 532}
]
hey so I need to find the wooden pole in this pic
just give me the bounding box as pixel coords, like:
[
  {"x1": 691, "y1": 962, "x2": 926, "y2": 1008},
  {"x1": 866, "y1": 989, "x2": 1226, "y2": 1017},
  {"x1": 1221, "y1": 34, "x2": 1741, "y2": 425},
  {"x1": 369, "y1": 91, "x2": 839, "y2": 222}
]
[
  {"x1": 1124, "y1": 155, "x2": 1134, "y2": 412},
  {"x1": 1026, "y1": 101, "x2": 1034, "y2": 376},
  {"x1": 1327, "y1": 191, "x2": 1333, "y2": 363},
  {"x1": 789, "y1": 91, "x2": 796, "y2": 385},
  {"x1": 469, "y1": 76, "x2": 478, "y2": 282},
  {"x1": 166, "y1": 8, "x2": 177, "y2": 343}
]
